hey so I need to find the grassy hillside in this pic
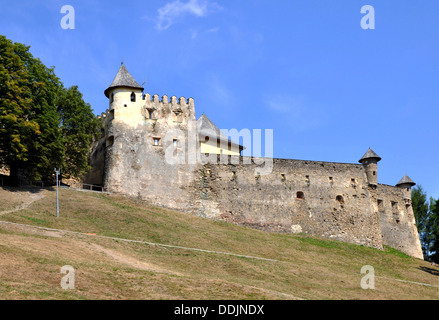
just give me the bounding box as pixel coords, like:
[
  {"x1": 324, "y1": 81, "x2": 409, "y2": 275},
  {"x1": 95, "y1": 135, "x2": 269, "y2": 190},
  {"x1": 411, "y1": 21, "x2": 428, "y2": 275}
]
[{"x1": 0, "y1": 186, "x2": 438, "y2": 300}]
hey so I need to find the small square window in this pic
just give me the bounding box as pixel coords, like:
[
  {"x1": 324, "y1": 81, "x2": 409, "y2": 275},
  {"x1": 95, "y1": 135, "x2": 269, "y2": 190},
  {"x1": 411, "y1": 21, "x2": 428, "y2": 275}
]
[{"x1": 153, "y1": 137, "x2": 161, "y2": 146}]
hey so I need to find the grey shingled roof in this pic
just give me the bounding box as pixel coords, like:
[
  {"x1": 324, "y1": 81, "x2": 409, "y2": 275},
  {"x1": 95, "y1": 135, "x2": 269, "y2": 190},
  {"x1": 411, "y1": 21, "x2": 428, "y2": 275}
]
[
  {"x1": 197, "y1": 114, "x2": 244, "y2": 149},
  {"x1": 104, "y1": 63, "x2": 144, "y2": 97},
  {"x1": 396, "y1": 175, "x2": 416, "y2": 187},
  {"x1": 359, "y1": 148, "x2": 382, "y2": 163}
]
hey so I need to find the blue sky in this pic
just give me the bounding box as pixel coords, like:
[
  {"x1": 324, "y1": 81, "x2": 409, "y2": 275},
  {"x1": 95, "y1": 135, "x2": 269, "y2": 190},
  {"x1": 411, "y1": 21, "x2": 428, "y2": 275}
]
[{"x1": 1, "y1": 0, "x2": 438, "y2": 199}]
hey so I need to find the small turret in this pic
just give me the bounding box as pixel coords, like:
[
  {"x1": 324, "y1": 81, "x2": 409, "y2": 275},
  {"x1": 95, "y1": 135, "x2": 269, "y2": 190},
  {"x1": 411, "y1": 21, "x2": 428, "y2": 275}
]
[
  {"x1": 359, "y1": 148, "x2": 381, "y2": 186},
  {"x1": 104, "y1": 62, "x2": 144, "y2": 98},
  {"x1": 396, "y1": 175, "x2": 416, "y2": 199},
  {"x1": 104, "y1": 62, "x2": 145, "y2": 127}
]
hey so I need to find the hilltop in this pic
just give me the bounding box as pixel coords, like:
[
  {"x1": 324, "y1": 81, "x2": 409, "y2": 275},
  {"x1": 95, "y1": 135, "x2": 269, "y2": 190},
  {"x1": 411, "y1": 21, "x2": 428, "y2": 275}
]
[{"x1": 0, "y1": 186, "x2": 438, "y2": 300}]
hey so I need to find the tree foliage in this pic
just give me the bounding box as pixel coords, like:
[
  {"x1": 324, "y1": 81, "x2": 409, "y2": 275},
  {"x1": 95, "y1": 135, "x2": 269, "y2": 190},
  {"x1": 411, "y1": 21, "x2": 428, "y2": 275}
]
[
  {"x1": 412, "y1": 186, "x2": 433, "y2": 259},
  {"x1": 0, "y1": 35, "x2": 98, "y2": 182},
  {"x1": 412, "y1": 185, "x2": 439, "y2": 262},
  {"x1": 0, "y1": 35, "x2": 63, "y2": 182},
  {"x1": 57, "y1": 86, "x2": 101, "y2": 178}
]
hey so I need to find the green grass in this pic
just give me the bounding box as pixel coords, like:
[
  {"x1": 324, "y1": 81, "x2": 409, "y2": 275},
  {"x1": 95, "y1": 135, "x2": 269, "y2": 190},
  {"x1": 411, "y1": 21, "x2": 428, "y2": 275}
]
[{"x1": 0, "y1": 186, "x2": 438, "y2": 300}]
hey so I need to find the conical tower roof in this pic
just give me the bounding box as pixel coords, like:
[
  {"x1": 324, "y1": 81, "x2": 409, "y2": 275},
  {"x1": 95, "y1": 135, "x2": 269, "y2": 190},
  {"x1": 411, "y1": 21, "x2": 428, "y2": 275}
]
[
  {"x1": 396, "y1": 175, "x2": 416, "y2": 187},
  {"x1": 104, "y1": 63, "x2": 144, "y2": 97},
  {"x1": 359, "y1": 148, "x2": 382, "y2": 163}
]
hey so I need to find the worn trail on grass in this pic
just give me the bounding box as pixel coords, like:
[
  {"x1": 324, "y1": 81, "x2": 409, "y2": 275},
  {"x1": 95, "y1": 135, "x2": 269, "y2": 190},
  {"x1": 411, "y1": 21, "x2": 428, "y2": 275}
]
[{"x1": 0, "y1": 191, "x2": 45, "y2": 216}]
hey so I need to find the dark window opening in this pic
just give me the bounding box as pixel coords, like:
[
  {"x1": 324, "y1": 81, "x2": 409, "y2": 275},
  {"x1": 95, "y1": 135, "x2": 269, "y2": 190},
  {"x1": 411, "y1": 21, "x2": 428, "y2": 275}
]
[
  {"x1": 148, "y1": 110, "x2": 154, "y2": 119},
  {"x1": 373, "y1": 171, "x2": 376, "y2": 176},
  {"x1": 336, "y1": 195, "x2": 344, "y2": 204},
  {"x1": 297, "y1": 191, "x2": 305, "y2": 199},
  {"x1": 378, "y1": 199, "x2": 384, "y2": 211},
  {"x1": 131, "y1": 92, "x2": 136, "y2": 102},
  {"x1": 153, "y1": 137, "x2": 161, "y2": 146},
  {"x1": 110, "y1": 93, "x2": 114, "y2": 103}
]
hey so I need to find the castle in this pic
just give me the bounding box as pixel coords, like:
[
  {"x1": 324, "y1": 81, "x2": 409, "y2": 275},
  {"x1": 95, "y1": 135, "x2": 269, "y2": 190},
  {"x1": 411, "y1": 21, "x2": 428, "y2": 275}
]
[{"x1": 85, "y1": 63, "x2": 423, "y2": 259}]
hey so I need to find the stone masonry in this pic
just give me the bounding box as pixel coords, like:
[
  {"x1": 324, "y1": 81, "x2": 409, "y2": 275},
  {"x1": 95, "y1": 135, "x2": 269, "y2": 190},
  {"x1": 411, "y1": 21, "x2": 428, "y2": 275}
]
[{"x1": 85, "y1": 63, "x2": 424, "y2": 259}]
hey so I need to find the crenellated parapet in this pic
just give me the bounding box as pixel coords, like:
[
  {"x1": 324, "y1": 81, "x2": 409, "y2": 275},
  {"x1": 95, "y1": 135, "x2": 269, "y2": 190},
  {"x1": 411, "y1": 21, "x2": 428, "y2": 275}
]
[{"x1": 143, "y1": 93, "x2": 195, "y2": 121}]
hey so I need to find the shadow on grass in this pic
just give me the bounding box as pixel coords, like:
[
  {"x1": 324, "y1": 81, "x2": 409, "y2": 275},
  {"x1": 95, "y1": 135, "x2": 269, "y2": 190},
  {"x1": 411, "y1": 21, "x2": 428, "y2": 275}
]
[
  {"x1": 418, "y1": 266, "x2": 439, "y2": 277},
  {"x1": 0, "y1": 185, "x2": 52, "y2": 194}
]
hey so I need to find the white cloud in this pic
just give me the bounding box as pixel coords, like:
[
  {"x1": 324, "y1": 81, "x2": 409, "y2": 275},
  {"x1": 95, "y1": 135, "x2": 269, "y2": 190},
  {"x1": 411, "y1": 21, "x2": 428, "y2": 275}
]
[{"x1": 156, "y1": 0, "x2": 221, "y2": 31}]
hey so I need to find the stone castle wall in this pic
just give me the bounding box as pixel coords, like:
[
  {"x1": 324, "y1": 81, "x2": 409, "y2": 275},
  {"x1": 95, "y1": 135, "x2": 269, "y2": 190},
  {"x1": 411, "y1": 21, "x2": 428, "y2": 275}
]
[
  {"x1": 377, "y1": 184, "x2": 423, "y2": 259},
  {"x1": 85, "y1": 90, "x2": 423, "y2": 259},
  {"x1": 187, "y1": 157, "x2": 383, "y2": 250}
]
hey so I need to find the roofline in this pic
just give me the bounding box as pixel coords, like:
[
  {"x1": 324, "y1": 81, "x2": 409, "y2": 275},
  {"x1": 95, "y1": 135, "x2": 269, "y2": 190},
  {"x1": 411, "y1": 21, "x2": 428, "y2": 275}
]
[{"x1": 104, "y1": 85, "x2": 144, "y2": 98}]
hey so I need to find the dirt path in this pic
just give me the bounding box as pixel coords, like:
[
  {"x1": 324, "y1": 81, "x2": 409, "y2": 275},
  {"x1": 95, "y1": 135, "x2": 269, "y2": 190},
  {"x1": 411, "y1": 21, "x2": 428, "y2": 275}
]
[
  {"x1": 0, "y1": 191, "x2": 45, "y2": 216},
  {"x1": 88, "y1": 243, "x2": 184, "y2": 276}
]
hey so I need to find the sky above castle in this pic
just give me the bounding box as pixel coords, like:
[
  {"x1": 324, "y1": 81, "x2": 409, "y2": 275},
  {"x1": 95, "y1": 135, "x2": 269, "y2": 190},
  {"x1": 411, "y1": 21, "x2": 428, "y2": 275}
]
[{"x1": 1, "y1": 0, "x2": 438, "y2": 199}]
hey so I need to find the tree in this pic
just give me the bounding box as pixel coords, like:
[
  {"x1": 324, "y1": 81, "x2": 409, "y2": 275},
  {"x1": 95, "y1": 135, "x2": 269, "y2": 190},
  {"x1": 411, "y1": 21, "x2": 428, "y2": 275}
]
[
  {"x1": 428, "y1": 199, "x2": 439, "y2": 263},
  {"x1": 0, "y1": 35, "x2": 63, "y2": 183},
  {"x1": 412, "y1": 185, "x2": 433, "y2": 259},
  {"x1": 57, "y1": 85, "x2": 101, "y2": 178}
]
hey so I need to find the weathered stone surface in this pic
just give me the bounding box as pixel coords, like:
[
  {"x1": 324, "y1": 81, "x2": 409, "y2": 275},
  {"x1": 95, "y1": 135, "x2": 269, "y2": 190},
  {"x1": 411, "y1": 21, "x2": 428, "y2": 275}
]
[{"x1": 85, "y1": 65, "x2": 424, "y2": 260}]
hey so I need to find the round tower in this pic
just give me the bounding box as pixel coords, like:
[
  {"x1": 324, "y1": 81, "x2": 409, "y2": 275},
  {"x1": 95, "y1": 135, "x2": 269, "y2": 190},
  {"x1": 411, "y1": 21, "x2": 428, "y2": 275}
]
[
  {"x1": 359, "y1": 148, "x2": 381, "y2": 186},
  {"x1": 396, "y1": 175, "x2": 416, "y2": 200},
  {"x1": 104, "y1": 62, "x2": 144, "y2": 127}
]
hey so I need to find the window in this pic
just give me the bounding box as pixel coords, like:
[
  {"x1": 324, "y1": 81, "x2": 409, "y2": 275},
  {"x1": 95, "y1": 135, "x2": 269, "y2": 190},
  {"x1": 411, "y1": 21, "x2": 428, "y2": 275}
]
[
  {"x1": 153, "y1": 137, "x2": 161, "y2": 146},
  {"x1": 377, "y1": 199, "x2": 384, "y2": 211},
  {"x1": 297, "y1": 191, "x2": 305, "y2": 199},
  {"x1": 110, "y1": 93, "x2": 114, "y2": 103},
  {"x1": 336, "y1": 195, "x2": 344, "y2": 204},
  {"x1": 148, "y1": 110, "x2": 154, "y2": 119},
  {"x1": 280, "y1": 174, "x2": 286, "y2": 182},
  {"x1": 131, "y1": 92, "x2": 136, "y2": 102},
  {"x1": 173, "y1": 139, "x2": 178, "y2": 147},
  {"x1": 109, "y1": 109, "x2": 115, "y2": 121}
]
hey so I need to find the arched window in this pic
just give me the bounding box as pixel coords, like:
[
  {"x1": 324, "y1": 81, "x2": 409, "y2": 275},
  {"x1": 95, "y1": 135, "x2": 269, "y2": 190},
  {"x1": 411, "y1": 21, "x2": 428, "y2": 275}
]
[{"x1": 131, "y1": 92, "x2": 136, "y2": 102}]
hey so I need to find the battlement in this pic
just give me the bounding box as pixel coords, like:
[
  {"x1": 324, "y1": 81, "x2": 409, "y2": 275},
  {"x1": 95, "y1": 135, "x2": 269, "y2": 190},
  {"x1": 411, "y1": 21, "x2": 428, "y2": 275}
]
[{"x1": 143, "y1": 93, "x2": 195, "y2": 111}]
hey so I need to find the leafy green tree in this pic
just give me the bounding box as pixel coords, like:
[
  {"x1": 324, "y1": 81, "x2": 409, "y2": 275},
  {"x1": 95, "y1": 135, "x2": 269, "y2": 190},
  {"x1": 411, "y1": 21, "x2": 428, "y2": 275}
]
[
  {"x1": 0, "y1": 35, "x2": 63, "y2": 183},
  {"x1": 57, "y1": 85, "x2": 101, "y2": 178},
  {"x1": 428, "y1": 199, "x2": 439, "y2": 263},
  {"x1": 412, "y1": 185, "x2": 433, "y2": 259}
]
